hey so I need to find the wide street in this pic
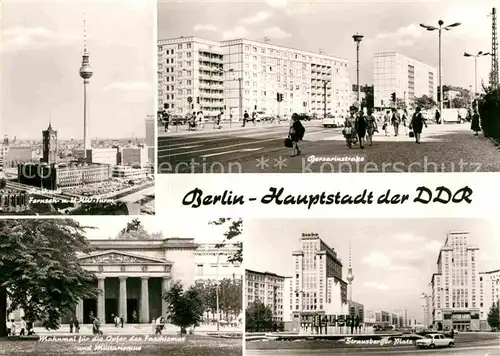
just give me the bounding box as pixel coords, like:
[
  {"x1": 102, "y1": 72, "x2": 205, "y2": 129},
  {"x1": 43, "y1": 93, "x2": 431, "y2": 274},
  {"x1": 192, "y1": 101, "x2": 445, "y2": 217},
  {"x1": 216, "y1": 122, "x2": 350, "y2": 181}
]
[{"x1": 158, "y1": 120, "x2": 500, "y2": 173}]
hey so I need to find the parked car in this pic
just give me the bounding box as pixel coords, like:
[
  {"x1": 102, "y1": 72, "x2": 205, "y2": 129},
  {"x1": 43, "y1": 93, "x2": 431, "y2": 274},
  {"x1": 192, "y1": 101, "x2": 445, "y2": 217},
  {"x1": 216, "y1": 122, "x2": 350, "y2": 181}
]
[
  {"x1": 322, "y1": 115, "x2": 344, "y2": 128},
  {"x1": 415, "y1": 333, "x2": 454, "y2": 349}
]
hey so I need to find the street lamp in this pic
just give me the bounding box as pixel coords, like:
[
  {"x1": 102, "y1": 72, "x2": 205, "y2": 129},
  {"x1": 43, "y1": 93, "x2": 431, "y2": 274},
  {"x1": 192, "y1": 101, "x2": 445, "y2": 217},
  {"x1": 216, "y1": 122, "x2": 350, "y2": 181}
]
[
  {"x1": 463, "y1": 51, "x2": 491, "y2": 97},
  {"x1": 215, "y1": 244, "x2": 223, "y2": 332},
  {"x1": 352, "y1": 34, "x2": 364, "y2": 105},
  {"x1": 420, "y1": 20, "x2": 461, "y2": 123}
]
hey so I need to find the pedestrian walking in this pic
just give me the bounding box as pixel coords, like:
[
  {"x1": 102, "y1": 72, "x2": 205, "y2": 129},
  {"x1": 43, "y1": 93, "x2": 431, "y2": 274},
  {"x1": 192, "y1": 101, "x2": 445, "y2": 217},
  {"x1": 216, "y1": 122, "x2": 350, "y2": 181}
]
[
  {"x1": 251, "y1": 111, "x2": 257, "y2": 126},
  {"x1": 69, "y1": 317, "x2": 74, "y2": 333},
  {"x1": 288, "y1": 113, "x2": 305, "y2": 157},
  {"x1": 120, "y1": 314, "x2": 124, "y2": 328},
  {"x1": 435, "y1": 109, "x2": 441, "y2": 124},
  {"x1": 242, "y1": 110, "x2": 249, "y2": 127},
  {"x1": 343, "y1": 106, "x2": 358, "y2": 148},
  {"x1": 196, "y1": 111, "x2": 204, "y2": 130},
  {"x1": 355, "y1": 110, "x2": 367, "y2": 149},
  {"x1": 409, "y1": 106, "x2": 427, "y2": 144},
  {"x1": 471, "y1": 108, "x2": 480, "y2": 135},
  {"x1": 74, "y1": 318, "x2": 80, "y2": 334},
  {"x1": 10, "y1": 320, "x2": 16, "y2": 336},
  {"x1": 391, "y1": 108, "x2": 401, "y2": 136},
  {"x1": 401, "y1": 109, "x2": 409, "y2": 135},
  {"x1": 383, "y1": 110, "x2": 391, "y2": 136},
  {"x1": 216, "y1": 111, "x2": 223, "y2": 129},
  {"x1": 365, "y1": 109, "x2": 378, "y2": 146},
  {"x1": 188, "y1": 112, "x2": 196, "y2": 131},
  {"x1": 163, "y1": 111, "x2": 170, "y2": 132}
]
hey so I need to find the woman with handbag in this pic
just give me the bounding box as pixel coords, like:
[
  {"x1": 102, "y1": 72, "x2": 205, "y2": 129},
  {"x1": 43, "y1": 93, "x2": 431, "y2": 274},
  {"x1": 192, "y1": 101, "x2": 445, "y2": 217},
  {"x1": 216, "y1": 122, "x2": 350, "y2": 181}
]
[
  {"x1": 287, "y1": 113, "x2": 305, "y2": 156},
  {"x1": 410, "y1": 106, "x2": 427, "y2": 144}
]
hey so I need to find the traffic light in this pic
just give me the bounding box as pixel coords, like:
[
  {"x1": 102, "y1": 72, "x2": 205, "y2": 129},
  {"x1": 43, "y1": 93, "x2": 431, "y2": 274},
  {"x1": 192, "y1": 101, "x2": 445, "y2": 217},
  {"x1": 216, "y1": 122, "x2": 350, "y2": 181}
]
[
  {"x1": 278, "y1": 93, "x2": 284, "y2": 102},
  {"x1": 276, "y1": 92, "x2": 280, "y2": 102},
  {"x1": 391, "y1": 92, "x2": 396, "y2": 103},
  {"x1": 196, "y1": 97, "x2": 200, "y2": 104}
]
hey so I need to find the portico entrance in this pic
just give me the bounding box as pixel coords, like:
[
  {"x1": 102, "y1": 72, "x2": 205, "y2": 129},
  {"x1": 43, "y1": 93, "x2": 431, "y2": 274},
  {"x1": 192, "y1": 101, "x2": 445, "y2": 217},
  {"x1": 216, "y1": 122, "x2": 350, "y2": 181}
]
[{"x1": 75, "y1": 250, "x2": 173, "y2": 324}]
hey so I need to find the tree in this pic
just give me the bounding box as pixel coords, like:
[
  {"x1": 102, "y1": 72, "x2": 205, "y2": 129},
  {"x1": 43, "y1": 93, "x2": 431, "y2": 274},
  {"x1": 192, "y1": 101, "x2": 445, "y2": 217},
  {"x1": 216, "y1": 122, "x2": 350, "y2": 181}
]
[
  {"x1": 0, "y1": 178, "x2": 6, "y2": 190},
  {"x1": 0, "y1": 219, "x2": 99, "y2": 336},
  {"x1": 209, "y1": 218, "x2": 243, "y2": 263},
  {"x1": 245, "y1": 301, "x2": 273, "y2": 332},
  {"x1": 163, "y1": 281, "x2": 204, "y2": 335},
  {"x1": 219, "y1": 278, "x2": 242, "y2": 320},
  {"x1": 193, "y1": 280, "x2": 217, "y2": 322},
  {"x1": 487, "y1": 301, "x2": 499, "y2": 330},
  {"x1": 395, "y1": 98, "x2": 407, "y2": 110},
  {"x1": 414, "y1": 95, "x2": 436, "y2": 110},
  {"x1": 478, "y1": 86, "x2": 500, "y2": 140},
  {"x1": 115, "y1": 218, "x2": 164, "y2": 240}
]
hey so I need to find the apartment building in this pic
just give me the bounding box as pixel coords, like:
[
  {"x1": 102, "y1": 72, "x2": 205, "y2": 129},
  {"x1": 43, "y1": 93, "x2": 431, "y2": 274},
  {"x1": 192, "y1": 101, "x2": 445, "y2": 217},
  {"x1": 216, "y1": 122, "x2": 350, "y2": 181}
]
[
  {"x1": 194, "y1": 243, "x2": 242, "y2": 281},
  {"x1": 479, "y1": 269, "x2": 500, "y2": 329},
  {"x1": 430, "y1": 231, "x2": 481, "y2": 331},
  {"x1": 373, "y1": 52, "x2": 437, "y2": 109},
  {"x1": 245, "y1": 269, "x2": 286, "y2": 321},
  {"x1": 158, "y1": 36, "x2": 352, "y2": 119}
]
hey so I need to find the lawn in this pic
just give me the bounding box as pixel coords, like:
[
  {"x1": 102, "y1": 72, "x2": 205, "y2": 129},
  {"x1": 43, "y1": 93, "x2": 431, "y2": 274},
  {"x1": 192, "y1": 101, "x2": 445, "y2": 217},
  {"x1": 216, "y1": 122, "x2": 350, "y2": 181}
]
[{"x1": 0, "y1": 335, "x2": 242, "y2": 356}]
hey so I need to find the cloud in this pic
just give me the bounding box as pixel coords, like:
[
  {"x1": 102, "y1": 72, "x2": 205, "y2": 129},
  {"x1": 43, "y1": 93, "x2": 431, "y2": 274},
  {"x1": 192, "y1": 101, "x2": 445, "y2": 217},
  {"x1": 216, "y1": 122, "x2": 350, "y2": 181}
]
[
  {"x1": 376, "y1": 24, "x2": 423, "y2": 47},
  {"x1": 243, "y1": 11, "x2": 272, "y2": 25},
  {"x1": 364, "y1": 281, "x2": 389, "y2": 290},
  {"x1": 0, "y1": 26, "x2": 78, "y2": 52},
  {"x1": 267, "y1": 0, "x2": 287, "y2": 8},
  {"x1": 363, "y1": 252, "x2": 391, "y2": 267},
  {"x1": 222, "y1": 26, "x2": 251, "y2": 40},
  {"x1": 392, "y1": 233, "x2": 424, "y2": 243},
  {"x1": 262, "y1": 26, "x2": 291, "y2": 39},
  {"x1": 103, "y1": 81, "x2": 151, "y2": 93},
  {"x1": 424, "y1": 240, "x2": 442, "y2": 252},
  {"x1": 193, "y1": 24, "x2": 218, "y2": 32}
]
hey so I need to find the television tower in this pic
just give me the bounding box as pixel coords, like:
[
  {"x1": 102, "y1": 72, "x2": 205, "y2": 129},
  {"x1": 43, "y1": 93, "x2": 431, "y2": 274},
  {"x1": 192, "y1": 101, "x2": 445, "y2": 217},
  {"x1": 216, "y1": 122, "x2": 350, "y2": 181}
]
[
  {"x1": 491, "y1": 8, "x2": 499, "y2": 88},
  {"x1": 346, "y1": 240, "x2": 354, "y2": 302},
  {"x1": 79, "y1": 14, "x2": 93, "y2": 161}
]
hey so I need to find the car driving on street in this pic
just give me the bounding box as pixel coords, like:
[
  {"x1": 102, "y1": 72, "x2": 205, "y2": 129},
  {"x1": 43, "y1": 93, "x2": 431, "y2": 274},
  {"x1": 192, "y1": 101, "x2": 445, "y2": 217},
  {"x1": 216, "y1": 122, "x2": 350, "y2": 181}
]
[{"x1": 415, "y1": 333, "x2": 454, "y2": 349}]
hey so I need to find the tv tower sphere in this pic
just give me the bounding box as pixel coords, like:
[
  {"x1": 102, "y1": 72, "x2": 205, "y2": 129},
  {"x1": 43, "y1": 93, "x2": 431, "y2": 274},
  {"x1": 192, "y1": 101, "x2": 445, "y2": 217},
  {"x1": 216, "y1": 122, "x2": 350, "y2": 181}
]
[
  {"x1": 346, "y1": 269, "x2": 354, "y2": 283},
  {"x1": 79, "y1": 60, "x2": 93, "y2": 80}
]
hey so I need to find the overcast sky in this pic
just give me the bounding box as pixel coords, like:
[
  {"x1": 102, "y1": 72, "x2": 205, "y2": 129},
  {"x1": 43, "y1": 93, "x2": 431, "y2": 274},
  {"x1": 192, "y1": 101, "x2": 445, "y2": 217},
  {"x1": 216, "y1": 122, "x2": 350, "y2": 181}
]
[
  {"x1": 158, "y1": 0, "x2": 496, "y2": 91},
  {"x1": 74, "y1": 216, "x2": 241, "y2": 244},
  {"x1": 245, "y1": 218, "x2": 500, "y2": 321},
  {"x1": 1, "y1": 0, "x2": 155, "y2": 140}
]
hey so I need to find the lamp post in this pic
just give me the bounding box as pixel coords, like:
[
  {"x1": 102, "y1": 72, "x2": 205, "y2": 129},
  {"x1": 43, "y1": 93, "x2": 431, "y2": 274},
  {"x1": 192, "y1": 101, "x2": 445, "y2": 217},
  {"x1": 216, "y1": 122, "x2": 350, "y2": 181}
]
[
  {"x1": 352, "y1": 34, "x2": 364, "y2": 105},
  {"x1": 463, "y1": 51, "x2": 491, "y2": 97},
  {"x1": 420, "y1": 20, "x2": 461, "y2": 124}
]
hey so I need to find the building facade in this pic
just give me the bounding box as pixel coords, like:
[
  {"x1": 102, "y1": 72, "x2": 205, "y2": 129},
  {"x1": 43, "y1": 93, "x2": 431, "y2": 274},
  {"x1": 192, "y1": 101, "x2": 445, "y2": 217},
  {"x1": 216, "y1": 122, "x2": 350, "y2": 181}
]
[
  {"x1": 479, "y1": 269, "x2": 500, "y2": 329},
  {"x1": 430, "y1": 231, "x2": 481, "y2": 331},
  {"x1": 3, "y1": 146, "x2": 33, "y2": 168},
  {"x1": 145, "y1": 115, "x2": 155, "y2": 163},
  {"x1": 194, "y1": 243, "x2": 242, "y2": 281},
  {"x1": 373, "y1": 52, "x2": 437, "y2": 109},
  {"x1": 158, "y1": 36, "x2": 352, "y2": 120},
  {"x1": 245, "y1": 269, "x2": 286, "y2": 321},
  {"x1": 121, "y1": 146, "x2": 148, "y2": 168},
  {"x1": 112, "y1": 166, "x2": 150, "y2": 179},
  {"x1": 89, "y1": 148, "x2": 119, "y2": 166}
]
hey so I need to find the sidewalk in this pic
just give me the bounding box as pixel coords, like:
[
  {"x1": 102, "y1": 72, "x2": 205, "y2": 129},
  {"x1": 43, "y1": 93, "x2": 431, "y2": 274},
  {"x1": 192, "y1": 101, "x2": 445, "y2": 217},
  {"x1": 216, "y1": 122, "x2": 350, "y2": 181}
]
[{"x1": 158, "y1": 120, "x2": 289, "y2": 137}]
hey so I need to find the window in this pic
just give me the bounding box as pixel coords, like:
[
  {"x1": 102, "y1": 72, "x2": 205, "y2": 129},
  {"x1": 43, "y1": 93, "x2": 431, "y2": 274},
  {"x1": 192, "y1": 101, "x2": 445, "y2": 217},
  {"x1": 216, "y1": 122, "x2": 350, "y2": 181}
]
[
  {"x1": 178, "y1": 44, "x2": 182, "y2": 49},
  {"x1": 187, "y1": 52, "x2": 191, "y2": 58},
  {"x1": 187, "y1": 43, "x2": 191, "y2": 49}
]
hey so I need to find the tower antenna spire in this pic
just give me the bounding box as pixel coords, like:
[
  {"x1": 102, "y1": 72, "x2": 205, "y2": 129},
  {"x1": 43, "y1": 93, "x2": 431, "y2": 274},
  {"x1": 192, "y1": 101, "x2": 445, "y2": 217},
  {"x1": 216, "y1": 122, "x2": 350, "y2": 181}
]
[
  {"x1": 346, "y1": 239, "x2": 354, "y2": 302},
  {"x1": 83, "y1": 13, "x2": 88, "y2": 54}
]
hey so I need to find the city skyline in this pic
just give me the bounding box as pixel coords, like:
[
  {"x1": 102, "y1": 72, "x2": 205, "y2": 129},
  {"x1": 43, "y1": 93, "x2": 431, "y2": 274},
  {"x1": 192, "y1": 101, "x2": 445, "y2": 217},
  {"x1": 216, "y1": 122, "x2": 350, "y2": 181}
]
[
  {"x1": 1, "y1": 0, "x2": 156, "y2": 140},
  {"x1": 159, "y1": 0, "x2": 496, "y2": 92},
  {"x1": 245, "y1": 218, "x2": 500, "y2": 321},
  {"x1": 75, "y1": 216, "x2": 242, "y2": 244}
]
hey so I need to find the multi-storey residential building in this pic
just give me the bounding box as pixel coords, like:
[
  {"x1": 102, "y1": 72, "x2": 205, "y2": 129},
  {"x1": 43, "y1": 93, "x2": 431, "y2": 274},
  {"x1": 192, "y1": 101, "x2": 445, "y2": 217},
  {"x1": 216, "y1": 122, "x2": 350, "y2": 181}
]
[
  {"x1": 430, "y1": 231, "x2": 481, "y2": 331},
  {"x1": 194, "y1": 243, "x2": 242, "y2": 281},
  {"x1": 283, "y1": 276, "x2": 293, "y2": 322},
  {"x1": 373, "y1": 52, "x2": 437, "y2": 109},
  {"x1": 479, "y1": 269, "x2": 500, "y2": 329},
  {"x1": 158, "y1": 37, "x2": 224, "y2": 119},
  {"x1": 245, "y1": 269, "x2": 286, "y2": 321},
  {"x1": 158, "y1": 37, "x2": 352, "y2": 120}
]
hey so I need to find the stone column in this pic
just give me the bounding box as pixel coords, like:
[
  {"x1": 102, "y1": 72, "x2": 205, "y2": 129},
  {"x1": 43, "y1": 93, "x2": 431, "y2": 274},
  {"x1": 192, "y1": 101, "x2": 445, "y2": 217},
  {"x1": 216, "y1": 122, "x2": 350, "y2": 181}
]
[
  {"x1": 161, "y1": 277, "x2": 170, "y2": 318},
  {"x1": 140, "y1": 277, "x2": 150, "y2": 323},
  {"x1": 119, "y1": 277, "x2": 127, "y2": 323},
  {"x1": 97, "y1": 277, "x2": 105, "y2": 323},
  {"x1": 76, "y1": 299, "x2": 84, "y2": 323}
]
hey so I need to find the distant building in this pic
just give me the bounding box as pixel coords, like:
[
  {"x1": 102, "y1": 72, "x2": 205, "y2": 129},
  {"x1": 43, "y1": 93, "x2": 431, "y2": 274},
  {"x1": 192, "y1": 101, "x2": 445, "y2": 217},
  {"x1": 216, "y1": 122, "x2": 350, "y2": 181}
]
[
  {"x1": 42, "y1": 123, "x2": 58, "y2": 164},
  {"x1": 18, "y1": 163, "x2": 111, "y2": 189},
  {"x1": 373, "y1": 52, "x2": 437, "y2": 109},
  {"x1": 0, "y1": 188, "x2": 30, "y2": 213},
  {"x1": 122, "y1": 146, "x2": 148, "y2": 168},
  {"x1": 112, "y1": 166, "x2": 150, "y2": 179},
  {"x1": 283, "y1": 276, "x2": 293, "y2": 322},
  {"x1": 89, "y1": 148, "x2": 119, "y2": 166},
  {"x1": 194, "y1": 243, "x2": 242, "y2": 281},
  {"x1": 245, "y1": 269, "x2": 286, "y2": 321},
  {"x1": 3, "y1": 146, "x2": 32, "y2": 168}
]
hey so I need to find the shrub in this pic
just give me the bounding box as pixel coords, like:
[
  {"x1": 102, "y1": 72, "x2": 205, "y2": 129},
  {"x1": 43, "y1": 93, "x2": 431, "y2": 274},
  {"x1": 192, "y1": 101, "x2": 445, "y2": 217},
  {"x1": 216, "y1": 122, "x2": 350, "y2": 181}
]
[{"x1": 478, "y1": 86, "x2": 500, "y2": 140}]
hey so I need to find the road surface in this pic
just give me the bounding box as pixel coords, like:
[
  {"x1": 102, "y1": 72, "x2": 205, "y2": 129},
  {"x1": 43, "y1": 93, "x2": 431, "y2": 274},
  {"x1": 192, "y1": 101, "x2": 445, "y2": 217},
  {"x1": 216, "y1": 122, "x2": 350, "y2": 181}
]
[{"x1": 158, "y1": 121, "x2": 500, "y2": 173}]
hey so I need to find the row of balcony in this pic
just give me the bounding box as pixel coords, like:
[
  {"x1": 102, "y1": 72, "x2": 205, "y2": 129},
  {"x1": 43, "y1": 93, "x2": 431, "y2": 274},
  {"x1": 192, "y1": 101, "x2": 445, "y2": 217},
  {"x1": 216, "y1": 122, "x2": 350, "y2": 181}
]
[
  {"x1": 199, "y1": 73, "x2": 223, "y2": 81},
  {"x1": 198, "y1": 55, "x2": 223, "y2": 64},
  {"x1": 199, "y1": 92, "x2": 224, "y2": 99},
  {"x1": 199, "y1": 84, "x2": 224, "y2": 90},
  {"x1": 199, "y1": 64, "x2": 223, "y2": 72}
]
